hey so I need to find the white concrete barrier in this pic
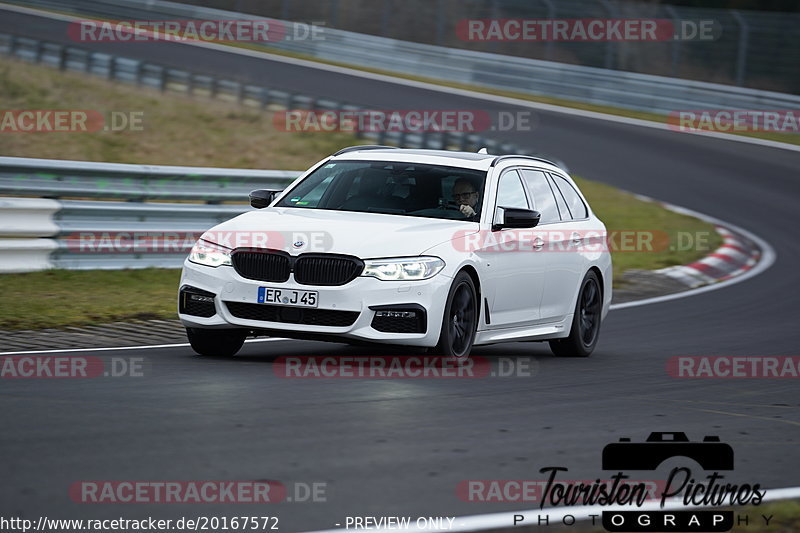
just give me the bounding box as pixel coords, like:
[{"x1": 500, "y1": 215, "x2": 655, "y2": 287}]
[
  {"x1": 0, "y1": 238, "x2": 58, "y2": 272},
  {"x1": 0, "y1": 197, "x2": 61, "y2": 237}
]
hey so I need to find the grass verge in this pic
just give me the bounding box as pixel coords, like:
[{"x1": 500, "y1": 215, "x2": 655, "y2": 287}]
[{"x1": 0, "y1": 56, "x2": 362, "y2": 169}]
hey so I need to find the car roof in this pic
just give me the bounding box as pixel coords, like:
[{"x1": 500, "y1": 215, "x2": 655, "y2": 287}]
[{"x1": 329, "y1": 147, "x2": 564, "y2": 173}]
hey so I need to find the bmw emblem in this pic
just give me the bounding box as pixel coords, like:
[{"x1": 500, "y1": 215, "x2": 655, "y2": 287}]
[{"x1": 293, "y1": 241, "x2": 305, "y2": 248}]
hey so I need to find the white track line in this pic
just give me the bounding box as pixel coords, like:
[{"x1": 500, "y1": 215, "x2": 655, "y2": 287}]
[
  {"x1": 1, "y1": 2, "x2": 799, "y2": 153},
  {"x1": 0, "y1": 337, "x2": 287, "y2": 356},
  {"x1": 303, "y1": 486, "x2": 800, "y2": 532}
]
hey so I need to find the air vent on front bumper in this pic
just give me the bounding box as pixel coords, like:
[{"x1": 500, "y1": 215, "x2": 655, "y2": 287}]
[
  {"x1": 369, "y1": 304, "x2": 427, "y2": 333},
  {"x1": 225, "y1": 302, "x2": 359, "y2": 327},
  {"x1": 179, "y1": 285, "x2": 217, "y2": 317}
]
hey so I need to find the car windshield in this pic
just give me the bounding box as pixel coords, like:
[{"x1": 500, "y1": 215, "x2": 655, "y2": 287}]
[{"x1": 276, "y1": 160, "x2": 487, "y2": 221}]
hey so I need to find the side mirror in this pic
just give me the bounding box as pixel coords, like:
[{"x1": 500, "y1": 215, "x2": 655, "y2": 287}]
[
  {"x1": 249, "y1": 189, "x2": 283, "y2": 209},
  {"x1": 492, "y1": 207, "x2": 541, "y2": 231}
]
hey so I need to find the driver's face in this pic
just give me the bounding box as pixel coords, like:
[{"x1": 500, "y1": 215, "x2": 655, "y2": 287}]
[{"x1": 453, "y1": 185, "x2": 478, "y2": 207}]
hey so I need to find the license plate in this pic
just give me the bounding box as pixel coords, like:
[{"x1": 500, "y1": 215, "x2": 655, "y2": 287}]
[{"x1": 257, "y1": 287, "x2": 318, "y2": 308}]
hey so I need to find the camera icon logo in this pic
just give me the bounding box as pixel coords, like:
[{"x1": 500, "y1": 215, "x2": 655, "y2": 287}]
[{"x1": 602, "y1": 432, "x2": 734, "y2": 471}]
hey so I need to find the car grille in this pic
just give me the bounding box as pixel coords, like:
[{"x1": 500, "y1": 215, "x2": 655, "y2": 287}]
[
  {"x1": 231, "y1": 250, "x2": 363, "y2": 286},
  {"x1": 231, "y1": 249, "x2": 291, "y2": 283},
  {"x1": 294, "y1": 254, "x2": 364, "y2": 286},
  {"x1": 225, "y1": 302, "x2": 359, "y2": 327}
]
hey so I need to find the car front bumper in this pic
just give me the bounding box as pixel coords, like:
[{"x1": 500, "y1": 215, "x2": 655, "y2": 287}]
[{"x1": 178, "y1": 259, "x2": 453, "y2": 347}]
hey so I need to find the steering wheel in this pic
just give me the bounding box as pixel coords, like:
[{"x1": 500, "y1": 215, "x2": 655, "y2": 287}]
[{"x1": 440, "y1": 200, "x2": 464, "y2": 211}]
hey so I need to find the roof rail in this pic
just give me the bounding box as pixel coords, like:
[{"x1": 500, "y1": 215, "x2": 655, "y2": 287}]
[
  {"x1": 332, "y1": 145, "x2": 398, "y2": 156},
  {"x1": 489, "y1": 154, "x2": 560, "y2": 168}
]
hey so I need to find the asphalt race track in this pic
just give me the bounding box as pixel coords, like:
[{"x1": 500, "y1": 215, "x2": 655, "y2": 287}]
[{"x1": 1, "y1": 7, "x2": 799, "y2": 532}]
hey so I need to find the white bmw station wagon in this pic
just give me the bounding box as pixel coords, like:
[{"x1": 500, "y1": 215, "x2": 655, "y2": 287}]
[{"x1": 179, "y1": 147, "x2": 612, "y2": 358}]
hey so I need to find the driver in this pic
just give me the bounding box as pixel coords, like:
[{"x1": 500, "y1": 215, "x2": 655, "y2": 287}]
[{"x1": 452, "y1": 177, "x2": 480, "y2": 219}]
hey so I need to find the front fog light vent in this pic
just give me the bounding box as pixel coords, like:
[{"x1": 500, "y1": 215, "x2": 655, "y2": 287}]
[
  {"x1": 180, "y1": 285, "x2": 217, "y2": 318},
  {"x1": 370, "y1": 305, "x2": 426, "y2": 334},
  {"x1": 375, "y1": 310, "x2": 417, "y2": 319}
]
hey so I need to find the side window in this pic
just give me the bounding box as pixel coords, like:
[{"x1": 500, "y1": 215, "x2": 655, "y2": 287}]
[
  {"x1": 548, "y1": 175, "x2": 569, "y2": 220},
  {"x1": 519, "y1": 169, "x2": 559, "y2": 224},
  {"x1": 495, "y1": 170, "x2": 529, "y2": 209},
  {"x1": 551, "y1": 175, "x2": 588, "y2": 219}
]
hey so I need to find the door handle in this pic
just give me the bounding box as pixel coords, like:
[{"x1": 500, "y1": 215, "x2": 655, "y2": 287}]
[
  {"x1": 533, "y1": 237, "x2": 544, "y2": 250},
  {"x1": 571, "y1": 232, "x2": 582, "y2": 245}
]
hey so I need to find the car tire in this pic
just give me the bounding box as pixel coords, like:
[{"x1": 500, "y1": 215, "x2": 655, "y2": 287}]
[
  {"x1": 186, "y1": 327, "x2": 247, "y2": 357},
  {"x1": 434, "y1": 271, "x2": 478, "y2": 358},
  {"x1": 549, "y1": 270, "x2": 602, "y2": 358}
]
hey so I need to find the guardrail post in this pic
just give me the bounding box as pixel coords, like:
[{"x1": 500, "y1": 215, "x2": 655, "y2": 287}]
[
  {"x1": 260, "y1": 87, "x2": 270, "y2": 108},
  {"x1": 435, "y1": 0, "x2": 445, "y2": 45},
  {"x1": 421, "y1": 130, "x2": 430, "y2": 149},
  {"x1": 664, "y1": 5, "x2": 682, "y2": 77},
  {"x1": 57, "y1": 45, "x2": 66, "y2": 71},
  {"x1": 438, "y1": 131, "x2": 449, "y2": 150},
  {"x1": 108, "y1": 56, "x2": 116, "y2": 80},
  {"x1": 159, "y1": 67, "x2": 168, "y2": 91},
  {"x1": 598, "y1": 0, "x2": 617, "y2": 70},
  {"x1": 381, "y1": 0, "x2": 392, "y2": 37},
  {"x1": 236, "y1": 81, "x2": 244, "y2": 103},
  {"x1": 541, "y1": 0, "x2": 556, "y2": 60},
  {"x1": 731, "y1": 11, "x2": 750, "y2": 87}
]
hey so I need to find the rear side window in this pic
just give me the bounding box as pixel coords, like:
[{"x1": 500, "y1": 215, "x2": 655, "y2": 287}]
[
  {"x1": 551, "y1": 175, "x2": 588, "y2": 219},
  {"x1": 495, "y1": 170, "x2": 529, "y2": 209},
  {"x1": 519, "y1": 169, "x2": 559, "y2": 224}
]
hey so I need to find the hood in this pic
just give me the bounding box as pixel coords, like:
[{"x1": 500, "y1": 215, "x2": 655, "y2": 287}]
[{"x1": 200, "y1": 207, "x2": 478, "y2": 258}]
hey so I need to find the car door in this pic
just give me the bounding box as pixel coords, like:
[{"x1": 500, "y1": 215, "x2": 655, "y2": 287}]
[
  {"x1": 480, "y1": 168, "x2": 548, "y2": 328},
  {"x1": 538, "y1": 171, "x2": 593, "y2": 321}
]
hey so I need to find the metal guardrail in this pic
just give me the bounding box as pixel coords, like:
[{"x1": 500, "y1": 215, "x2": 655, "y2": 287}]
[
  {"x1": 0, "y1": 30, "x2": 533, "y2": 158},
  {"x1": 0, "y1": 156, "x2": 300, "y2": 203},
  {"x1": 4, "y1": 0, "x2": 799, "y2": 114},
  {"x1": 0, "y1": 157, "x2": 303, "y2": 272}
]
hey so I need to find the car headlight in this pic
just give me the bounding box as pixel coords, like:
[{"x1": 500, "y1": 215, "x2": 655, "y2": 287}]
[
  {"x1": 361, "y1": 257, "x2": 445, "y2": 281},
  {"x1": 188, "y1": 239, "x2": 232, "y2": 267}
]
